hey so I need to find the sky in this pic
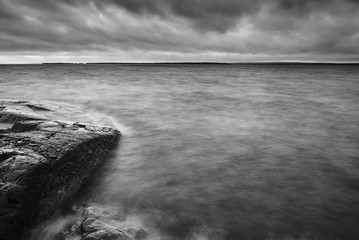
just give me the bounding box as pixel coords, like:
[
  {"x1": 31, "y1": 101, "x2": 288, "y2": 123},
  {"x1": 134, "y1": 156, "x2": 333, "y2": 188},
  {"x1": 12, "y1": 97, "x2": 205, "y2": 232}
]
[{"x1": 0, "y1": 0, "x2": 359, "y2": 63}]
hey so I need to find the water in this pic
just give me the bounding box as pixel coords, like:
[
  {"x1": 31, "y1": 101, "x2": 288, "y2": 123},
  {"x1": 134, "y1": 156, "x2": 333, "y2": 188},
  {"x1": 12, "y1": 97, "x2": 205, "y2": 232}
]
[{"x1": 1, "y1": 63, "x2": 359, "y2": 240}]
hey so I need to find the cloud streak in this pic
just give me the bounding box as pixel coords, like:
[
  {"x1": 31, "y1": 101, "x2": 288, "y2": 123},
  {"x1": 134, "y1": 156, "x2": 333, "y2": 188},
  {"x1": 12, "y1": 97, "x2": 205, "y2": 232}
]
[{"x1": 0, "y1": 0, "x2": 358, "y2": 63}]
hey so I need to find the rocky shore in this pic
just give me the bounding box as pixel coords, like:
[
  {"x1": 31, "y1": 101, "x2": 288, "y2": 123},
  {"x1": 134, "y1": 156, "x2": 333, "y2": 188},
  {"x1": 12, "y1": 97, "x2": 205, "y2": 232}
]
[
  {"x1": 0, "y1": 100, "x2": 129, "y2": 240},
  {"x1": 51, "y1": 204, "x2": 148, "y2": 240}
]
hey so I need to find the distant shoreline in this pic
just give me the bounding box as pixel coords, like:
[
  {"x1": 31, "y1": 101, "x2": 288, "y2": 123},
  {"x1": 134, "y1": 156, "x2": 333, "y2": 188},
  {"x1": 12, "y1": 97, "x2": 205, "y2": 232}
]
[
  {"x1": 85, "y1": 62, "x2": 359, "y2": 65},
  {"x1": 0, "y1": 62, "x2": 358, "y2": 66}
]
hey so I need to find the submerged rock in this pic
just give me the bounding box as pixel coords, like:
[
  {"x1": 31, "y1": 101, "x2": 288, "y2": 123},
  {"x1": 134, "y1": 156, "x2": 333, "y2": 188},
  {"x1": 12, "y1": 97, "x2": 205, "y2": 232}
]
[
  {"x1": 0, "y1": 100, "x2": 121, "y2": 240},
  {"x1": 55, "y1": 217, "x2": 147, "y2": 240},
  {"x1": 53, "y1": 204, "x2": 148, "y2": 240},
  {"x1": 82, "y1": 218, "x2": 127, "y2": 240}
]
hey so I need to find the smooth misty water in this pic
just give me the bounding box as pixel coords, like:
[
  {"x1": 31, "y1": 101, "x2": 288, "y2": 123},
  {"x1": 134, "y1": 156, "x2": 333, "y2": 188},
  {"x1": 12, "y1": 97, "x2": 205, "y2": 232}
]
[{"x1": 1, "y1": 64, "x2": 359, "y2": 240}]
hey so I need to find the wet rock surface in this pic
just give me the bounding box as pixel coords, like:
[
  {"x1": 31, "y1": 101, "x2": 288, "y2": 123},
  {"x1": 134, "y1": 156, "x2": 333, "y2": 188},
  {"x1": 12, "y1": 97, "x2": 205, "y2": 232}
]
[
  {"x1": 0, "y1": 100, "x2": 121, "y2": 240},
  {"x1": 57, "y1": 217, "x2": 147, "y2": 240},
  {"x1": 52, "y1": 204, "x2": 147, "y2": 240}
]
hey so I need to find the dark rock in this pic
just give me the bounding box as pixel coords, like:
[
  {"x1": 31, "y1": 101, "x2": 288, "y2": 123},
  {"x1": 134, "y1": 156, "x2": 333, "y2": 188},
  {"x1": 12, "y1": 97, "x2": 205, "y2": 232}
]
[
  {"x1": 26, "y1": 103, "x2": 53, "y2": 111},
  {"x1": 54, "y1": 221, "x2": 82, "y2": 240},
  {"x1": 54, "y1": 204, "x2": 148, "y2": 240},
  {"x1": 81, "y1": 218, "x2": 127, "y2": 240},
  {"x1": 0, "y1": 100, "x2": 121, "y2": 240},
  {"x1": 11, "y1": 121, "x2": 41, "y2": 132},
  {"x1": 57, "y1": 217, "x2": 147, "y2": 240}
]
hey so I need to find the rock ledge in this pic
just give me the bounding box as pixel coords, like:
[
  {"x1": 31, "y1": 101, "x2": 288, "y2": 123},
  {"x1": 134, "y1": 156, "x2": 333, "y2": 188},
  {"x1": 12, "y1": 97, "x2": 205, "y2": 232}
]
[{"x1": 0, "y1": 100, "x2": 121, "y2": 240}]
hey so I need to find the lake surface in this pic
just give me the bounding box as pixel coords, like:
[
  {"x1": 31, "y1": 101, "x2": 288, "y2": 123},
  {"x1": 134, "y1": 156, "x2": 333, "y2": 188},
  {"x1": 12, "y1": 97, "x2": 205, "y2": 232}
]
[{"x1": 1, "y1": 63, "x2": 359, "y2": 240}]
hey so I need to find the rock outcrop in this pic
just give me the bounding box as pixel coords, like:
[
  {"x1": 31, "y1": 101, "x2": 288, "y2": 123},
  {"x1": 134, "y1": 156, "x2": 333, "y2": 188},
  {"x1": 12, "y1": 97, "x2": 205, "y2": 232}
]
[
  {"x1": 55, "y1": 216, "x2": 147, "y2": 240},
  {"x1": 37, "y1": 204, "x2": 148, "y2": 240},
  {"x1": 0, "y1": 100, "x2": 121, "y2": 240}
]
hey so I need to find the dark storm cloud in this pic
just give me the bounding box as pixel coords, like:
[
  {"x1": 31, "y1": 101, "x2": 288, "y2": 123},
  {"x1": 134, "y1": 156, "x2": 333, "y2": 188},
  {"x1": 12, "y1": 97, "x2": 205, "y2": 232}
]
[
  {"x1": 104, "y1": 0, "x2": 359, "y2": 31},
  {"x1": 103, "y1": 0, "x2": 262, "y2": 32},
  {"x1": 0, "y1": 0, "x2": 359, "y2": 62}
]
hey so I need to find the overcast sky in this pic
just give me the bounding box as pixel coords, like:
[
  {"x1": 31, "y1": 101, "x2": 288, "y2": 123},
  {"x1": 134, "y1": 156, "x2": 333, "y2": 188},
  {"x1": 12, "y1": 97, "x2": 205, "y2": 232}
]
[{"x1": 1, "y1": 0, "x2": 359, "y2": 63}]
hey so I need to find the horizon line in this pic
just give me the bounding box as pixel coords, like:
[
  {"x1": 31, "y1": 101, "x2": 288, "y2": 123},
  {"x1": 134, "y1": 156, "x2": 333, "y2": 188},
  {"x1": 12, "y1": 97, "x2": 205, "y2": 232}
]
[{"x1": 0, "y1": 61, "x2": 359, "y2": 65}]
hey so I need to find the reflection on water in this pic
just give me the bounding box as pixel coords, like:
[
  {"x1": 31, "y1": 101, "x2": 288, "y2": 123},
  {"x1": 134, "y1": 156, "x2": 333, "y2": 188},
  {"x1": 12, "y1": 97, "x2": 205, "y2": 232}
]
[{"x1": 1, "y1": 64, "x2": 359, "y2": 240}]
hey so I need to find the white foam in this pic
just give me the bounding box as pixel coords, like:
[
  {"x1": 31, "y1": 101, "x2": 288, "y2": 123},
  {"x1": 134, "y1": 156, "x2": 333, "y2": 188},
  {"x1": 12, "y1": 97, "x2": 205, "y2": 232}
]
[{"x1": 84, "y1": 111, "x2": 133, "y2": 136}]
